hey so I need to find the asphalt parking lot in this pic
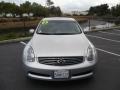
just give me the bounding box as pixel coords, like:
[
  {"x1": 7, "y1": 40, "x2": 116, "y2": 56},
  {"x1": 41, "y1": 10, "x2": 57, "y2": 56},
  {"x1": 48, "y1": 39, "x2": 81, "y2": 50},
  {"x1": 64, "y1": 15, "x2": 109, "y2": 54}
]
[{"x1": 0, "y1": 29, "x2": 120, "y2": 90}]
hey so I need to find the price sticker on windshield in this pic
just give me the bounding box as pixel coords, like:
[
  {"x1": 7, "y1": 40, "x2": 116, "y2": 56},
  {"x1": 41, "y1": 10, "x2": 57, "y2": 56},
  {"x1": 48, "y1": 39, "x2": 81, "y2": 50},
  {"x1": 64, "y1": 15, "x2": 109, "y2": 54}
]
[{"x1": 41, "y1": 20, "x2": 48, "y2": 25}]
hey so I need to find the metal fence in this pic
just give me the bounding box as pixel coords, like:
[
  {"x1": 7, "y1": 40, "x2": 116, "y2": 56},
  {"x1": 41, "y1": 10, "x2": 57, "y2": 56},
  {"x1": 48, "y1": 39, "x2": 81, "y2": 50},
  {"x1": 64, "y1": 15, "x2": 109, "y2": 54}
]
[{"x1": 80, "y1": 17, "x2": 120, "y2": 32}]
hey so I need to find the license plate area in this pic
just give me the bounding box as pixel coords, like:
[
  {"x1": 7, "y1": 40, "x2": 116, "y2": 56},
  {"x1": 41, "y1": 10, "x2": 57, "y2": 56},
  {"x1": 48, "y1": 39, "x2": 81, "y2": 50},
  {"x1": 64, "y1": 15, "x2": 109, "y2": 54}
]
[{"x1": 53, "y1": 70, "x2": 70, "y2": 79}]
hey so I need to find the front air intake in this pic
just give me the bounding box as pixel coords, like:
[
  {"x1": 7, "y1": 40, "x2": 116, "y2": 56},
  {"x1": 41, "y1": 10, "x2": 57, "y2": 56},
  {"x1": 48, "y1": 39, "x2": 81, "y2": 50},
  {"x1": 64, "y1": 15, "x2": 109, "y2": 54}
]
[{"x1": 38, "y1": 56, "x2": 84, "y2": 66}]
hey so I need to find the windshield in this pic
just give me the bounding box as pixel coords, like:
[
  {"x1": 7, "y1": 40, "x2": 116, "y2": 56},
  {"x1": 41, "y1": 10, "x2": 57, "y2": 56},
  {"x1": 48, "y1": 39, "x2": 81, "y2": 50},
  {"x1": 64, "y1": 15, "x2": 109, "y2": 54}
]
[{"x1": 36, "y1": 20, "x2": 82, "y2": 35}]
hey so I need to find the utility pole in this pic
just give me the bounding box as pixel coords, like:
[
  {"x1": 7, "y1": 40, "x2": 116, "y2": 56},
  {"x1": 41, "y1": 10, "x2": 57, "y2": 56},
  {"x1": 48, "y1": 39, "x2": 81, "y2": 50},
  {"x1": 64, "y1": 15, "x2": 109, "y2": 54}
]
[{"x1": 88, "y1": 18, "x2": 91, "y2": 31}]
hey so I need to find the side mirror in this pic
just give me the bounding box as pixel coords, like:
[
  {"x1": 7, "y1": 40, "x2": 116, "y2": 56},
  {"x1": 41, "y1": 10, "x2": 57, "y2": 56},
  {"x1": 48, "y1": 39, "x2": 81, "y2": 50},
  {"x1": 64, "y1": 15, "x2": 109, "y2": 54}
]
[
  {"x1": 29, "y1": 29, "x2": 35, "y2": 34},
  {"x1": 83, "y1": 27, "x2": 90, "y2": 33}
]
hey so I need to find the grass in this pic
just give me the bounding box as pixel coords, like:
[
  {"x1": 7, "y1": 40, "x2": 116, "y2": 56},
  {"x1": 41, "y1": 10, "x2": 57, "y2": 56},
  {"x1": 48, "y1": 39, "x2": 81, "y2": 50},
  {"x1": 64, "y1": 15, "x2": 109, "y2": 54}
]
[
  {"x1": 0, "y1": 16, "x2": 89, "y2": 29},
  {"x1": 0, "y1": 20, "x2": 39, "y2": 29},
  {"x1": 0, "y1": 16, "x2": 89, "y2": 41},
  {"x1": 0, "y1": 27, "x2": 32, "y2": 41},
  {"x1": 0, "y1": 32, "x2": 31, "y2": 41}
]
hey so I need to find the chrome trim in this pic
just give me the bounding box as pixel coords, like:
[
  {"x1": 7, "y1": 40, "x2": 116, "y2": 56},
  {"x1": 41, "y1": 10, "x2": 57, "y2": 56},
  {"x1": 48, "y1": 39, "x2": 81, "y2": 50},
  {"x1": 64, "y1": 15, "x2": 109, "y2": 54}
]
[
  {"x1": 38, "y1": 56, "x2": 84, "y2": 66},
  {"x1": 28, "y1": 73, "x2": 52, "y2": 80},
  {"x1": 27, "y1": 72, "x2": 93, "y2": 80},
  {"x1": 71, "y1": 72, "x2": 93, "y2": 79}
]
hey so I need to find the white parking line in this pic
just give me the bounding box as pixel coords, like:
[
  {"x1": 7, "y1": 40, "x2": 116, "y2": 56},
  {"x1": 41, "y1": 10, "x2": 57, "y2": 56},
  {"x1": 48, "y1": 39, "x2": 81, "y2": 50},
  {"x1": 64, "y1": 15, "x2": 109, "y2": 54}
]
[
  {"x1": 99, "y1": 31, "x2": 120, "y2": 36},
  {"x1": 87, "y1": 34, "x2": 120, "y2": 43},
  {"x1": 96, "y1": 48, "x2": 120, "y2": 57}
]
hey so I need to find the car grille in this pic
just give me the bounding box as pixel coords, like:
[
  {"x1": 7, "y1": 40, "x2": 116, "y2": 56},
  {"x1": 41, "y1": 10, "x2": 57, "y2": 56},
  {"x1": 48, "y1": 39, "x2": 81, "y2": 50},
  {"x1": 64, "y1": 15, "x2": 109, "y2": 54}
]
[{"x1": 38, "y1": 56, "x2": 84, "y2": 66}]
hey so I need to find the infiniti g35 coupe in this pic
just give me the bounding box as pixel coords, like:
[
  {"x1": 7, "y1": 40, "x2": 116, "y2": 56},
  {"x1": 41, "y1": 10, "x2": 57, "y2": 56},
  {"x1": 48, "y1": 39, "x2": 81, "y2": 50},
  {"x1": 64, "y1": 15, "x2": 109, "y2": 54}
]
[{"x1": 22, "y1": 17, "x2": 97, "y2": 81}]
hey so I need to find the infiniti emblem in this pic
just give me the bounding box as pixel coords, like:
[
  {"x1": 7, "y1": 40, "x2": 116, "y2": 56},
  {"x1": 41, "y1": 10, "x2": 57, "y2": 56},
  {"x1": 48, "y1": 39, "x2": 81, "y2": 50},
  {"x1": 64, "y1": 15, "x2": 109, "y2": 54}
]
[{"x1": 57, "y1": 58, "x2": 65, "y2": 64}]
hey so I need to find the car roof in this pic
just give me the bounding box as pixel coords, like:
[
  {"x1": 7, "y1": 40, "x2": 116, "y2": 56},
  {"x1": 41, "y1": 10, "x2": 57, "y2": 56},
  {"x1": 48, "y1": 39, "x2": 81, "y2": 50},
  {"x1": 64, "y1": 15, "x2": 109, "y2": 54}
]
[{"x1": 43, "y1": 17, "x2": 76, "y2": 21}]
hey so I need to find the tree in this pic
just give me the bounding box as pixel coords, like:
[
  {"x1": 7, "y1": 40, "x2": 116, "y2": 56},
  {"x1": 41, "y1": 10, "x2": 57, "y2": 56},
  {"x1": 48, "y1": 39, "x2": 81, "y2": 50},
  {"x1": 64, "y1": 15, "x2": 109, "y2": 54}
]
[
  {"x1": 0, "y1": 1, "x2": 4, "y2": 13},
  {"x1": 0, "y1": 1, "x2": 62, "y2": 17},
  {"x1": 88, "y1": 4, "x2": 109, "y2": 16},
  {"x1": 46, "y1": 0, "x2": 54, "y2": 8},
  {"x1": 50, "y1": 6, "x2": 62, "y2": 16},
  {"x1": 0, "y1": 1, "x2": 20, "y2": 17},
  {"x1": 31, "y1": 2, "x2": 49, "y2": 17},
  {"x1": 20, "y1": 1, "x2": 32, "y2": 14},
  {"x1": 111, "y1": 4, "x2": 120, "y2": 17}
]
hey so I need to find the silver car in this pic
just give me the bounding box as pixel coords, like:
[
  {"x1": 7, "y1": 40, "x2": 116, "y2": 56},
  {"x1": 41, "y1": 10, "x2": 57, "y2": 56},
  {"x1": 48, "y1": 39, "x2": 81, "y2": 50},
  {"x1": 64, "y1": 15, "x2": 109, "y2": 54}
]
[{"x1": 22, "y1": 17, "x2": 97, "y2": 81}]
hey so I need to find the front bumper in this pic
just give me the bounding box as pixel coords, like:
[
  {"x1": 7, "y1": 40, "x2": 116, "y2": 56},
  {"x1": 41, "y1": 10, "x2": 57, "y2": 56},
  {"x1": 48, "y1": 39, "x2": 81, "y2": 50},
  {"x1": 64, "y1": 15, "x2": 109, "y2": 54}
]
[{"x1": 23, "y1": 60, "x2": 96, "y2": 81}]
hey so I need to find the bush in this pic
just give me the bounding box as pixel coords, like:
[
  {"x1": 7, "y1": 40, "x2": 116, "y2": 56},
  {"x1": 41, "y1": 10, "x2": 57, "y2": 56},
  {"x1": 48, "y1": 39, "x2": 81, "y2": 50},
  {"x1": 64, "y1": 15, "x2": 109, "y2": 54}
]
[{"x1": 0, "y1": 27, "x2": 32, "y2": 41}]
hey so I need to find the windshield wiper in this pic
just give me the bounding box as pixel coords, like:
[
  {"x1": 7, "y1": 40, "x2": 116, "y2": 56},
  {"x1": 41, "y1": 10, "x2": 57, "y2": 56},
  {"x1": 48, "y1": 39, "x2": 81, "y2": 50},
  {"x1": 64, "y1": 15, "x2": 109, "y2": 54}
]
[
  {"x1": 37, "y1": 33, "x2": 54, "y2": 35},
  {"x1": 37, "y1": 32, "x2": 81, "y2": 35}
]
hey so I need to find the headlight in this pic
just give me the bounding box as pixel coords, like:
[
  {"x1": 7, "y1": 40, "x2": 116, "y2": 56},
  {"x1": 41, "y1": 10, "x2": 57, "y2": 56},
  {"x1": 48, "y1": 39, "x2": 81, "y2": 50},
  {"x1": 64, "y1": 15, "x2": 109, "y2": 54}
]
[
  {"x1": 86, "y1": 45, "x2": 96, "y2": 62},
  {"x1": 27, "y1": 46, "x2": 35, "y2": 62}
]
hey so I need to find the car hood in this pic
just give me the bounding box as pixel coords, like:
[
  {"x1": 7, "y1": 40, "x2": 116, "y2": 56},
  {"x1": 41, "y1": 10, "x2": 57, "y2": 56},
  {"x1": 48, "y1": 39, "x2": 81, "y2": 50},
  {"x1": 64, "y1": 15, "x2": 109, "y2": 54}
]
[{"x1": 31, "y1": 34, "x2": 89, "y2": 57}]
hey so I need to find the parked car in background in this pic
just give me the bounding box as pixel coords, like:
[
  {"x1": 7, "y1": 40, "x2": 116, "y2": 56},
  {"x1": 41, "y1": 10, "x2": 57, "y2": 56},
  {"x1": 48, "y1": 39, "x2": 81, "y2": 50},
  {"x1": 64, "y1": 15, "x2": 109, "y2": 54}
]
[{"x1": 22, "y1": 17, "x2": 97, "y2": 81}]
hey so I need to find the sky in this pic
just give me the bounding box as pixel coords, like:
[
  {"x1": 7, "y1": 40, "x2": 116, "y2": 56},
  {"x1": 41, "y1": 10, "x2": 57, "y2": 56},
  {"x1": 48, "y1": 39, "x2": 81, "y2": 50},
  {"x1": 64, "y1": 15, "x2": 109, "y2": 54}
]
[{"x1": 1, "y1": 0, "x2": 120, "y2": 13}]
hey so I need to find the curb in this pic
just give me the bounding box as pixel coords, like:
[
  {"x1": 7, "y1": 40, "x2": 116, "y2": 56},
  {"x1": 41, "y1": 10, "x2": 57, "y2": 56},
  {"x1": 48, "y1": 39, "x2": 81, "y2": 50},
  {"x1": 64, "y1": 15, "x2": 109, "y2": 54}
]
[
  {"x1": 0, "y1": 37, "x2": 31, "y2": 44},
  {"x1": 0, "y1": 26, "x2": 120, "y2": 44},
  {"x1": 85, "y1": 26, "x2": 120, "y2": 33}
]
